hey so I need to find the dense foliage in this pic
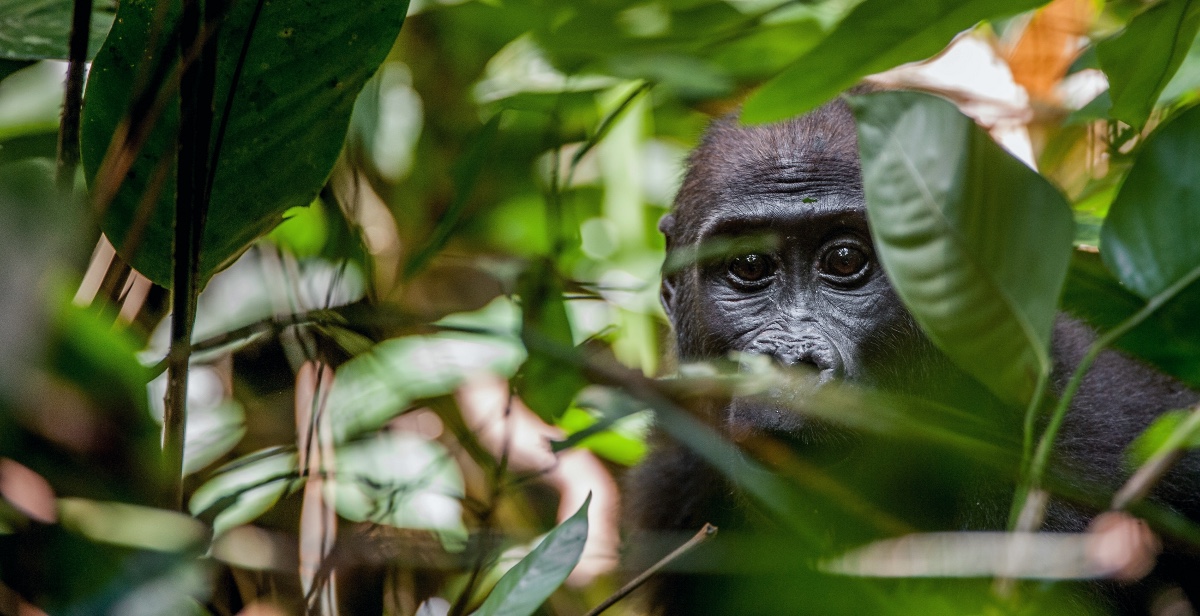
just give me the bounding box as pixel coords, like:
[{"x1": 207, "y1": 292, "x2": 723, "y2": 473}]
[{"x1": 1, "y1": 0, "x2": 1200, "y2": 614}]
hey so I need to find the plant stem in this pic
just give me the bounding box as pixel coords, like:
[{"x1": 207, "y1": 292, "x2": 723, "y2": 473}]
[
  {"x1": 1014, "y1": 265, "x2": 1200, "y2": 527},
  {"x1": 163, "y1": 0, "x2": 221, "y2": 509},
  {"x1": 57, "y1": 0, "x2": 93, "y2": 192}
]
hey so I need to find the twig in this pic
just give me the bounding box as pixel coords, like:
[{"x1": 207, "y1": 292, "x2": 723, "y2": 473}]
[
  {"x1": 163, "y1": 0, "x2": 223, "y2": 509},
  {"x1": 1112, "y1": 403, "x2": 1200, "y2": 511},
  {"x1": 582, "y1": 523, "x2": 718, "y2": 616},
  {"x1": 56, "y1": 0, "x2": 93, "y2": 192}
]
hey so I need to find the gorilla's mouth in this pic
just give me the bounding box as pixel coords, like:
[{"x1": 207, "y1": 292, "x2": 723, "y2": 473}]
[{"x1": 724, "y1": 388, "x2": 858, "y2": 466}]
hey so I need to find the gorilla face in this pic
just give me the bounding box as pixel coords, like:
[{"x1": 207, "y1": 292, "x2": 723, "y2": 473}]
[{"x1": 659, "y1": 100, "x2": 931, "y2": 438}]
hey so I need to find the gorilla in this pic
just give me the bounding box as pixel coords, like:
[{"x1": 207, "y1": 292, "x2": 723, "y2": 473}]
[{"x1": 624, "y1": 97, "x2": 1200, "y2": 615}]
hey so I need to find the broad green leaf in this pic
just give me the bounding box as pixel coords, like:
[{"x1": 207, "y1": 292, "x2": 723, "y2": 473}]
[
  {"x1": 516, "y1": 261, "x2": 587, "y2": 422},
  {"x1": 189, "y1": 448, "x2": 299, "y2": 537},
  {"x1": 333, "y1": 432, "x2": 467, "y2": 551},
  {"x1": 1063, "y1": 250, "x2": 1200, "y2": 387},
  {"x1": 470, "y1": 495, "x2": 590, "y2": 616},
  {"x1": 326, "y1": 298, "x2": 525, "y2": 442},
  {"x1": 81, "y1": 0, "x2": 408, "y2": 286},
  {"x1": 1101, "y1": 103, "x2": 1200, "y2": 299},
  {"x1": 59, "y1": 498, "x2": 207, "y2": 552},
  {"x1": 742, "y1": 0, "x2": 1047, "y2": 124},
  {"x1": 0, "y1": 0, "x2": 116, "y2": 60},
  {"x1": 850, "y1": 91, "x2": 1073, "y2": 406},
  {"x1": 1097, "y1": 0, "x2": 1200, "y2": 129}
]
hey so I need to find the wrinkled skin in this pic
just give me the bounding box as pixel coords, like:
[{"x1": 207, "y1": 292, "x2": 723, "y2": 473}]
[{"x1": 626, "y1": 99, "x2": 1200, "y2": 615}]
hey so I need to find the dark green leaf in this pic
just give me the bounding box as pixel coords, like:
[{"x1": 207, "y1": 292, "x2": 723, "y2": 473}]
[
  {"x1": 850, "y1": 91, "x2": 1073, "y2": 405},
  {"x1": 1097, "y1": 0, "x2": 1200, "y2": 129},
  {"x1": 1101, "y1": 103, "x2": 1200, "y2": 299},
  {"x1": 0, "y1": 0, "x2": 116, "y2": 60},
  {"x1": 470, "y1": 494, "x2": 590, "y2": 616},
  {"x1": 742, "y1": 0, "x2": 1046, "y2": 124},
  {"x1": 516, "y1": 262, "x2": 587, "y2": 422},
  {"x1": 1063, "y1": 250, "x2": 1200, "y2": 387},
  {"x1": 81, "y1": 0, "x2": 408, "y2": 286}
]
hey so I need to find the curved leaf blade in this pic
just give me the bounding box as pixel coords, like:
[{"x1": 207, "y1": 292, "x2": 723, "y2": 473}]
[
  {"x1": 1101, "y1": 103, "x2": 1200, "y2": 300},
  {"x1": 81, "y1": 0, "x2": 408, "y2": 286},
  {"x1": 1097, "y1": 0, "x2": 1200, "y2": 130},
  {"x1": 742, "y1": 0, "x2": 1046, "y2": 124},
  {"x1": 471, "y1": 495, "x2": 590, "y2": 616},
  {"x1": 849, "y1": 91, "x2": 1073, "y2": 405}
]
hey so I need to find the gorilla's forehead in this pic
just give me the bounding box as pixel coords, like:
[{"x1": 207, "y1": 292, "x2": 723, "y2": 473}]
[
  {"x1": 671, "y1": 101, "x2": 866, "y2": 243},
  {"x1": 695, "y1": 192, "x2": 866, "y2": 241}
]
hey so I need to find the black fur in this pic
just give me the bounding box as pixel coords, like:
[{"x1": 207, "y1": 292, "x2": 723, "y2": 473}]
[{"x1": 626, "y1": 99, "x2": 1200, "y2": 615}]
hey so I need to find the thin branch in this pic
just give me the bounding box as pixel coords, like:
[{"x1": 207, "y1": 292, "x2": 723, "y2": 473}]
[
  {"x1": 448, "y1": 384, "x2": 517, "y2": 616},
  {"x1": 163, "y1": 0, "x2": 224, "y2": 509},
  {"x1": 1112, "y1": 403, "x2": 1200, "y2": 511},
  {"x1": 582, "y1": 524, "x2": 718, "y2": 616}
]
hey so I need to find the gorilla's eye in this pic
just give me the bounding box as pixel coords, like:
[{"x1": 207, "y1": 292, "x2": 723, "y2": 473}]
[
  {"x1": 727, "y1": 253, "x2": 775, "y2": 285},
  {"x1": 820, "y1": 245, "x2": 869, "y2": 282}
]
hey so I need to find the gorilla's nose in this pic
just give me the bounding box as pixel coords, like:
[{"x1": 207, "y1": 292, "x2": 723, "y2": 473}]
[{"x1": 772, "y1": 340, "x2": 843, "y2": 383}]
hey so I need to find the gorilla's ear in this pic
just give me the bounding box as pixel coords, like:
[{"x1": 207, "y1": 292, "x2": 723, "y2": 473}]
[{"x1": 658, "y1": 214, "x2": 677, "y2": 320}]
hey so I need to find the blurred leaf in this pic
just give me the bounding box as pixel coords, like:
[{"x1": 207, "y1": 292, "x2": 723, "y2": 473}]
[
  {"x1": 555, "y1": 405, "x2": 648, "y2": 466},
  {"x1": 266, "y1": 200, "x2": 329, "y2": 258},
  {"x1": 1127, "y1": 408, "x2": 1200, "y2": 467},
  {"x1": 0, "y1": 58, "x2": 31, "y2": 82},
  {"x1": 516, "y1": 262, "x2": 587, "y2": 422},
  {"x1": 327, "y1": 298, "x2": 525, "y2": 441},
  {"x1": 1101, "y1": 103, "x2": 1200, "y2": 299},
  {"x1": 189, "y1": 448, "x2": 299, "y2": 537},
  {"x1": 1162, "y1": 36, "x2": 1200, "y2": 107},
  {"x1": 1097, "y1": 0, "x2": 1200, "y2": 129},
  {"x1": 470, "y1": 494, "x2": 589, "y2": 616},
  {"x1": 850, "y1": 91, "x2": 1073, "y2": 406},
  {"x1": 742, "y1": 0, "x2": 1046, "y2": 123},
  {"x1": 0, "y1": 61, "x2": 64, "y2": 141},
  {"x1": 403, "y1": 115, "x2": 500, "y2": 278},
  {"x1": 81, "y1": 0, "x2": 409, "y2": 287},
  {"x1": 0, "y1": 0, "x2": 116, "y2": 60},
  {"x1": 58, "y1": 497, "x2": 207, "y2": 552},
  {"x1": 333, "y1": 432, "x2": 467, "y2": 551}
]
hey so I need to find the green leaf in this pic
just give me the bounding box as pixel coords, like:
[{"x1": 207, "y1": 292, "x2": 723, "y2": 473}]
[
  {"x1": 326, "y1": 300, "x2": 525, "y2": 442},
  {"x1": 742, "y1": 0, "x2": 1046, "y2": 124},
  {"x1": 1126, "y1": 408, "x2": 1200, "y2": 468},
  {"x1": 470, "y1": 495, "x2": 590, "y2": 616},
  {"x1": 333, "y1": 432, "x2": 467, "y2": 551},
  {"x1": 850, "y1": 91, "x2": 1073, "y2": 406},
  {"x1": 516, "y1": 261, "x2": 587, "y2": 422},
  {"x1": 81, "y1": 0, "x2": 409, "y2": 286},
  {"x1": 1063, "y1": 250, "x2": 1200, "y2": 387},
  {"x1": 1097, "y1": 0, "x2": 1200, "y2": 129},
  {"x1": 1101, "y1": 103, "x2": 1200, "y2": 300},
  {"x1": 0, "y1": 0, "x2": 116, "y2": 60},
  {"x1": 189, "y1": 448, "x2": 299, "y2": 537}
]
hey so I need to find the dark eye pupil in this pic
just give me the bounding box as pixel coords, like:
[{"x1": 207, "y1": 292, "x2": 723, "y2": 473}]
[
  {"x1": 826, "y1": 246, "x2": 865, "y2": 277},
  {"x1": 730, "y1": 254, "x2": 770, "y2": 282}
]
